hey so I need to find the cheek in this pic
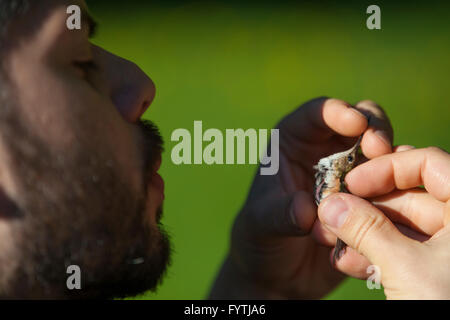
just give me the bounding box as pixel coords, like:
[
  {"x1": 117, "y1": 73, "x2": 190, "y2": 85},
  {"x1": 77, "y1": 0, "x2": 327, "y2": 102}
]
[
  {"x1": 9, "y1": 59, "x2": 144, "y2": 194},
  {"x1": 0, "y1": 220, "x2": 19, "y2": 288},
  {"x1": 8, "y1": 60, "x2": 77, "y2": 148}
]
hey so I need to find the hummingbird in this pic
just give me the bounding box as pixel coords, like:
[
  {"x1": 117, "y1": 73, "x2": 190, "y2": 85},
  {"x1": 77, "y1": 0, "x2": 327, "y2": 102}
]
[{"x1": 313, "y1": 134, "x2": 363, "y2": 265}]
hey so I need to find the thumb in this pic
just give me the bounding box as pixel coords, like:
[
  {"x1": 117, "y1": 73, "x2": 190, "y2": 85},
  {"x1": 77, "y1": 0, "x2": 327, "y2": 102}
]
[
  {"x1": 244, "y1": 190, "x2": 317, "y2": 239},
  {"x1": 318, "y1": 193, "x2": 412, "y2": 266}
]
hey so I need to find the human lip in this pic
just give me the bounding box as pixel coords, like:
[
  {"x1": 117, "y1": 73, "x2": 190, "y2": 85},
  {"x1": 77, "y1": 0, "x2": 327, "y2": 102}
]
[
  {"x1": 154, "y1": 154, "x2": 162, "y2": 172},
  {"x1": 151, "y1": 154, "x2": 164, "y2": 201}
]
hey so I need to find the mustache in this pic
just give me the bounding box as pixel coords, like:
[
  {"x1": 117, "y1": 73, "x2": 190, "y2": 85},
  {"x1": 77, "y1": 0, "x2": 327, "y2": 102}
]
[
  {"x1": 138, "y1": 119, "x2": 164, "y2": 153},
  {"x1": 138, "y1": 119, "x2": 164, "y2": 178},
  {"x1": 138, "y1": 119, "x2": 165, "y2": 224}
]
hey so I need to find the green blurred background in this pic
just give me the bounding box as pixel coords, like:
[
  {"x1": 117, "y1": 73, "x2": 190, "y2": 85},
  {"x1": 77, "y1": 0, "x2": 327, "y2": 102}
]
[{"x1": 88, "y1": 0, "x2": 450, "y2": 300}]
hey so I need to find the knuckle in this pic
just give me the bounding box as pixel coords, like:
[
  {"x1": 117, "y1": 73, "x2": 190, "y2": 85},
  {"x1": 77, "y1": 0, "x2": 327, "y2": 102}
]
[
  {"x1": 326, "y1": 97, "x2": 350, "y2": 107},
  {"x1": 355, "y1": 100, "x2": 389, "y2": 121},
  {"x1": 356, "y1": 100, "x2": 379, "y2": 108},
  {"x1": 401, "y1": 192, "x2": 415, "y2": 226},
  {"x1": 425, "y1": 146, "x2": 447, "y2": 156},
  {"x1": 309, "y1": 96, "x2": 330, "y2": 104},
  {"x1": 352, "y1": 213, "x2": 387, "y2": 253},
  {"x1": 276, "y1": 115, "x2": 290, "y2": 130},
  {"x1": 291, "y1": 192, "x2": 314, "y2": 233}
]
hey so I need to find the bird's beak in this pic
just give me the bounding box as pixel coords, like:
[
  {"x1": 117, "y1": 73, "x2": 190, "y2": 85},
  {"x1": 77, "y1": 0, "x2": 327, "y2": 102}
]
[{"x1": 349, "y1": 134, "x2": 363, "y2": 154}]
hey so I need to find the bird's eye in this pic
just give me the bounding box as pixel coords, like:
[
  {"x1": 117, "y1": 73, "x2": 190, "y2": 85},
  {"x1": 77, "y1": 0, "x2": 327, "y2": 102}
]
[{"x1": 347, "y1": 155, "x2": 354, "y2": 162}]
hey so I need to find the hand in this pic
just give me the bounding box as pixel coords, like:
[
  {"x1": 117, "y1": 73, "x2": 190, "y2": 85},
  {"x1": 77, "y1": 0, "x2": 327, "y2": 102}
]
[
  {"x1": 209, "y1": 97, "x2": 394, "y2": 299},
  {"x1": 318, "y1": 147, "x2": 450, "y2": 299}
]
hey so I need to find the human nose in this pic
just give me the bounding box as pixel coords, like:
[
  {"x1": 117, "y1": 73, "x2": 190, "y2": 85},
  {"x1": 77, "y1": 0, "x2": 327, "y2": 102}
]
[{"x1": 93, "y1": 46, "x2": 156, "y2": 122}]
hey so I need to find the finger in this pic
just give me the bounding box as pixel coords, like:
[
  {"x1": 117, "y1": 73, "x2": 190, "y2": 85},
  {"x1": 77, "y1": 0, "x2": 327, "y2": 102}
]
[
  {"x1": 394, "y1": 145, "x2": 415, "y2": 152},
  {"x1": 445, "y1": 200, "x2": 450, "y2": 226},
  {"x1": 355, "y1": 100, "x2": 393, "y2": 159},
  {"x1": 332, "y1": 223, "x2": 428, "y2": 279},
  {"x1": 371, "y1": 188, "x2": 445, "y2": 235},
  {"x1": 311, "y1": 219, "x2": 338, "y2": 246},
  {"x1": 394, "y1": 223, "x2": 430, "y2": 242},
  {"x1": 353, "y1": 145, "x2": 415, "y2": 167},
  {"x1": 332, "y1": 247, "x2": 373, "y2": 279},
  {"x1": 318, "y1": 193, "x2": 413, "y2": 267},
  {"x1": 313, "y1": 222, "x2": 377, "y2": 279},
  {"x1": 279, "y1": 97, "x2": 368, "y2": 143},
  {"x1": 346, "y1": 147, "x2": 450, "y2": 202},
  {"x1": 245, "y1": 190, "x2": 317, "y2": 239},
  {"x1": 322, "y1": 99, "x2": 368, "y2": 137}
]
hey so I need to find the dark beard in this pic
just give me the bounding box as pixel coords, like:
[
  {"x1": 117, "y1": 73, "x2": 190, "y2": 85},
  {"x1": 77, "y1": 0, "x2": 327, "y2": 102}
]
[{"x1": 0, "y1": 89, "x2": 171, "y2": 299}]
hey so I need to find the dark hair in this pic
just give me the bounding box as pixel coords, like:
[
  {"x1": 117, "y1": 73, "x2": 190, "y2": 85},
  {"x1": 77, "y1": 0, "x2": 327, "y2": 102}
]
[
  {"x1": 0, "y1": 0, "x2": 30, "y2": 38},
  {"x1": 0, "y1": 0, "x2": 30, "y2": 98}
]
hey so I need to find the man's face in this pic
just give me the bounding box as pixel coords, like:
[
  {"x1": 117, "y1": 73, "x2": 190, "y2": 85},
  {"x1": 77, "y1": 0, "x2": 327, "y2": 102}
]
[{"x1": 0, "y1": 0, "x2": 170, "y2": 298}]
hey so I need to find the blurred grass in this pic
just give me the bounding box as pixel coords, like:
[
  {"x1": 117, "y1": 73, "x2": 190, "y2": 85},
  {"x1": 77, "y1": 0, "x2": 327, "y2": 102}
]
[{"x1": 88, "y1": 0, "x2": 450, "y2": 300}]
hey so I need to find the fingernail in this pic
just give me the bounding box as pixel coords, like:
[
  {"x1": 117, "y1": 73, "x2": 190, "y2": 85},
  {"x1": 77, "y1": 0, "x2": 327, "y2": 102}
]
[
  {"x1": 374, "y1": 130, "x2": 391, "y2": 147},
  {"x1": 396, "y1": 145, "x2": 415, "y2": 152},
  {"x1": 321, "y1": 196, "x2": 349, "y2": 228},
  {"x1": 349, "y1": 108, "x2": 366, "y2": 121}
]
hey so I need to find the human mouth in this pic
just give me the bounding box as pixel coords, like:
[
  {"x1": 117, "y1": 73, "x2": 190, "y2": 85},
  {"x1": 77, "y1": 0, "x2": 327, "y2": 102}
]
[{"x1": 151, "y1": 154, "x2": 165, "y2": 202}]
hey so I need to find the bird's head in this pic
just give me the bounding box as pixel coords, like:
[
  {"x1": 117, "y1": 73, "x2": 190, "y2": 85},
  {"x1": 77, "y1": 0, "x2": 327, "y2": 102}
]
[{"x1": 326, "y1": 134, "x2": 363, "y2": 175}]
